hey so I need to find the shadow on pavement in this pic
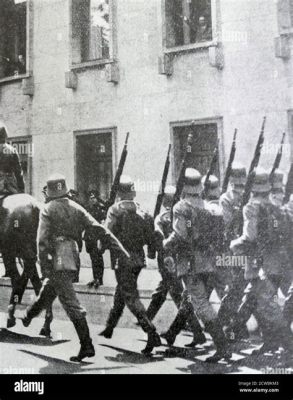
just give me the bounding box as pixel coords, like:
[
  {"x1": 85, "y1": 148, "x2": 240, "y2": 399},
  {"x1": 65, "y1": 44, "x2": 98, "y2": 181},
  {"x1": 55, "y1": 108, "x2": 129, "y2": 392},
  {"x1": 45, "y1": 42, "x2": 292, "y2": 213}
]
[
  {"x1": 100, "y1": 343, "x2": 165, "y2": 364},
  {"x1": 176, "y1": 344, "x2": 293, "y2": 374},
  {"x1": 20, "y1": 349, "x2": 128, "y2": 374},
  {"x1": 0, "y1": 328, "x2": 69, "y2": 346}
]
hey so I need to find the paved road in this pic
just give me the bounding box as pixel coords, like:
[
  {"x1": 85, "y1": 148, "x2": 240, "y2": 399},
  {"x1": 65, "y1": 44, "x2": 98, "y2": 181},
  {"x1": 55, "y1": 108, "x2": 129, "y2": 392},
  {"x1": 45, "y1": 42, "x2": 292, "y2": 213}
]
[{"x1": 0, "y1": 312, "x2": 292, "y2": 374}]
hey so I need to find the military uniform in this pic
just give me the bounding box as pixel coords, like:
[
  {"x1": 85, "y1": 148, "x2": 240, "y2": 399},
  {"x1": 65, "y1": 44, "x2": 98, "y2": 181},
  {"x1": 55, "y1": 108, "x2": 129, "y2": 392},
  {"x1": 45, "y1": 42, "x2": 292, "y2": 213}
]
[
  {"x1": 230, "y1": 169, "x2": 293, "y2": 353},
  {"x1": 202, "y1": 175, "x2": 230, "y2": 301},
  {"x1": 146, "y1": 186, "x2": 204, "y2": 346},
  {"x1": 100, "y1": 176, "x2": 161, "y2": 355},
  {"x1": 217, "y1": 165, "x2": 249, "y2": 339},
  {"x1": 161, "y1": 169, "x2": 231, "y2": 362},
  {"x1": 23, "y1": 174, "x2": 128, "y2": 362}
]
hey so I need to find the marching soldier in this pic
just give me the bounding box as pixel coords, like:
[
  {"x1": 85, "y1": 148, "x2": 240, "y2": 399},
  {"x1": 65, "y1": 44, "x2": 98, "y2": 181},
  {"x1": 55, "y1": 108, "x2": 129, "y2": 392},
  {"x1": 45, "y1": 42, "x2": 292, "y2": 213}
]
[
  {"x1": 161, "y1": 168, "x2": 231, "y2": 362},
  {"x1": 202, "y1": 174, "x2": 229, "y2": 301},
  {"x1": 146, "y1": 185, "x2": 205, "y2": 347},
  {"x1": 217, "y1": 164, "x2": 250, "y2": 340},
  {"x1": 22, "y1": 174, "x2": 130, "y2": 362},
  {"x1": 99, "y1": 176, "x2": 162, "y2": 355},
  {"x1": 230, "y1": 168, "x2": 293, "y2": 355}
]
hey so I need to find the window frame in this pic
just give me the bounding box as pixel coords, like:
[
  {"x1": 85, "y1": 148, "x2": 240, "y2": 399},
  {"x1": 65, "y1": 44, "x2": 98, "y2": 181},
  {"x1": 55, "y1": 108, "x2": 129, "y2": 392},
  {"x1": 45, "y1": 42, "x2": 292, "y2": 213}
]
[
  {"x1": 169, "y1": 117, "x2": 224, "y2": 185},
  {"x1": 161, "y1": 0, "x2": 219, "y2": 55},
  {"x1": 7, "y1": 135, "x2": 33, "y2": 194},
  {"x1": 69, "y1": 0, "x2": 117, "y2": 71},
  {"x1": 0, "y1": 0, "x2": 33, "y2": 85},
  {"x1": 73, "y1": 126, "x2": 117, "y2": 198}
]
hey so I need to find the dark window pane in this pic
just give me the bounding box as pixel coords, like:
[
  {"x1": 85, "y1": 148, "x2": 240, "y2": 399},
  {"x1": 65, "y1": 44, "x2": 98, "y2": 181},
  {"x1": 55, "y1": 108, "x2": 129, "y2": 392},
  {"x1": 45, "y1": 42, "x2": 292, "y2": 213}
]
[
  {"x1": 0, "y1": 0, "x2": 27, "y2": 79},
  {"x1": 72, "y1": 0, "x2": 110, "y2": 64},
  {"x1": 166, "y1": 0, "x2": 212, "y2": 48},
  {"x1": 173, "y1": 123, "x2": 219, "y2": 179}
]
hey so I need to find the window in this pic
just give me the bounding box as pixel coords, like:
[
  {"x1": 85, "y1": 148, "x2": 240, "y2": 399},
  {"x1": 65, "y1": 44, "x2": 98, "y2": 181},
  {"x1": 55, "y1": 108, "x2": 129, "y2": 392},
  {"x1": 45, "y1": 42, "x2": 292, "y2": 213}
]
[
  {"x1": 165, "y1": 0, "x2": 212, "y2": 48},
  {"x1": 172, "y1": 122, "x2": 220, "y2": 181},
  {"x1": 75, "y1": 129, "x2": 115, "y2": 204},
  {"x1": 71, "y1": 0, "x2": 111, "y2": 65},
  {"x1": 8, "y1": 136, "x2": 32, "y2": 193},
  {"x1": 290, "y1": 0, "x2": 293, "y2": 26},
  {"x1": 0, "y1": 0, "x2": 27, "y2": 80}
]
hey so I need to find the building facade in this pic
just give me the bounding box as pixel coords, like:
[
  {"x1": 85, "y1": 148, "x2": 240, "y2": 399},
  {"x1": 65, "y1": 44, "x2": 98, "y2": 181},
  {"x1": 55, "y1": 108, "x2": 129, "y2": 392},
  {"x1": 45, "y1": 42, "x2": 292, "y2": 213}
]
[{"x1": 0, "y1": 0, "x2": 293, "y2": 209}]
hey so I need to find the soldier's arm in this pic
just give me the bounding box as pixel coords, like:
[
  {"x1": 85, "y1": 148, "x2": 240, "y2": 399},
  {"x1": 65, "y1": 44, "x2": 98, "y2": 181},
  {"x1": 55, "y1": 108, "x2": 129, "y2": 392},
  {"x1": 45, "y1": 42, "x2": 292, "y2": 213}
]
[
  {"x1": 163, "y1": 203, "x2": 188, "y2": 254},
  {"x1": 80, "y1": 205, "x2": 129, "y2": 258},
  {"x1": 13, "y1": 151, "x2": 25, "y2": 193},
  {"x1": 230, "y1": 202, "x2": 258, "y2": 254}
]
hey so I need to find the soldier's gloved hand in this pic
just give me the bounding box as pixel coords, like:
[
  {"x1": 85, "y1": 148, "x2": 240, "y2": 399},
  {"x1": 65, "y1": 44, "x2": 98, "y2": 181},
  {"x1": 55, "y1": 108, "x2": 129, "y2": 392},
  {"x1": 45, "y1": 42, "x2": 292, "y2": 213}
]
[{"x1": 164, "y1": 256, "x2": 176, "y2": 275}]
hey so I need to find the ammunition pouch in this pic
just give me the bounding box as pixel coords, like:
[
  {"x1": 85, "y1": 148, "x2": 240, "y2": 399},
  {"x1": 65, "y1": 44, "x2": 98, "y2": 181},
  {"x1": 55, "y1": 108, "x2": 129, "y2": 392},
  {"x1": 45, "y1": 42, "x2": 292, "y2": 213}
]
[{"x1": 53, "y1": 236, "x2": 79, "y2": 272}]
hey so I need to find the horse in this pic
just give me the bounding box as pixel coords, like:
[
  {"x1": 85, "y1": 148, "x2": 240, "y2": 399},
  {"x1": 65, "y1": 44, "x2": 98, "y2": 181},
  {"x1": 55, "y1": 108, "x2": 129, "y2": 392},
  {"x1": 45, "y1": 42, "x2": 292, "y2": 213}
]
[{"x1": 0, "y1": 193, "x2": 53, "y2": 336}]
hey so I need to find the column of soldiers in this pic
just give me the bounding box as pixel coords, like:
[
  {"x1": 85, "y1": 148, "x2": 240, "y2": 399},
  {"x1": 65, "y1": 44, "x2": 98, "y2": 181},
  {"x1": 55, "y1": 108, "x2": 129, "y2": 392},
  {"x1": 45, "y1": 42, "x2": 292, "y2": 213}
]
[{"x1": 1, "y1": 119, "x2": 293, "y2": 364}]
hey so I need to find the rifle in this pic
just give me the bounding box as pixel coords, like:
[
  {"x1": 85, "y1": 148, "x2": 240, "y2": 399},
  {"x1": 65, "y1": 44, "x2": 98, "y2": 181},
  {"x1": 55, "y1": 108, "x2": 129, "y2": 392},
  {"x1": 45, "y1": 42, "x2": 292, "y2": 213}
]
[
  {"x1": 106, "y1": 132, "x2": 130, "y2": 211},
  {"x1": 171, "y1": 133, "x2": 193, "y2": 221},
  {"x1": 238, "y1": 117, "x2": 266, "y2": 233},
  {"x1": 153, "y1": 144, "x2": 171, "y2": 219},
  {"x1": 202, "y1": 144, "x2": 219, "y2": 199},
  {"x1": 284, "y1": 163, "x2": 293, "y2": 204},
  {"x1": 221, "y1": 129, "x2": 237, "y2": 194},
  {"x1": 269, "y1": 132, "x2": 286, "y2": 183}
]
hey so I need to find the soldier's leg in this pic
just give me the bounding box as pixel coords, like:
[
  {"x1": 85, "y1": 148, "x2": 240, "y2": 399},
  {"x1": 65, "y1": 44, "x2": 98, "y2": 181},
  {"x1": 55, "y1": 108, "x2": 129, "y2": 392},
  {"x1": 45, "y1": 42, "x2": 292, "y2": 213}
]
[
  {"x1": 119, "y1": 264, "x2": 161, "y2": 354},
  {"x1": 161, "y1": 274, "x2": 206, "y2": 348},
  {"x1": 100, "y1": 283, "x2": 125, "y2": 338},
  {"x1": 146, "y1": 253, "x2": 175, "y2": 321},
  {"x1": 89, "y1": 249, "x2": 104, "y2": 286},
  {"x1": 231, "y1": 281, "x2": 257, "y2": 340},
  {"x1": 253, "y1": 278, "x2": 293, "y2": 354},
  {"x1": 23, "y1": 278, "x2": 57, "y2": 324},
  {"x1": 146, "y1": 277, "x2": 169, "y2": 321},
  {"x1": 52, "y1": 272, "x2": 95, "y2": 362},
  {"x1": 218, "y1": 268, "x2": 247, "y2": 330},
  {"x1": 189, "y1": 274, "x2": 231, "y2": 362}
]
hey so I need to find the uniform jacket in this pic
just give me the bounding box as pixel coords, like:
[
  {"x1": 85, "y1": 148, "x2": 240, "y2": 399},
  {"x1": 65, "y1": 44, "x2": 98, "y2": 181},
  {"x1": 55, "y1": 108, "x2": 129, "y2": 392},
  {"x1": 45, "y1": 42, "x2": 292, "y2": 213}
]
[
  {"x1": 164, "y1": 196, "x2": 216, "y2": 276},
  {"x1": 38, "y1": 197, "x2": 127, "y2": 275},
  {"x1": 105, "y1": 200, "x2": 155, "y2": 267},
  {"x1": 0, "y1": 143, "x2": 25, "y2": 194},
  {"x1": 230, "y1": 195, "x2": 285, "y2": 279}
]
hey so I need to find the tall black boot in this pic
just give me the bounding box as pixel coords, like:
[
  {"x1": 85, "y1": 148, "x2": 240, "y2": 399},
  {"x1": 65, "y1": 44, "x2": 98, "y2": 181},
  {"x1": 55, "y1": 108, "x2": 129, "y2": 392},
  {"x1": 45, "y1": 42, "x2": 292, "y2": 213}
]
[
  {"x1": 185, "y1": 303, "x2": 206, "y2": 347},
  {"x1": 70, "y1": 317, "x2": 95, "y2": 362},
  {"x1": 161, "y1": 307, "x2": 188, "y2": 346},
  {"x1": 205, "y1": 320, "x2": 232, "y2": 363},
  {"x1": 7, "y1": 304, "x2": 16, "y2": 328},
  {"x1": 141, "y1": 331, "x2": 161, "y2": 355},
  {"x1": 39, "y1": 307, "x2": 53, "y2": 338}
]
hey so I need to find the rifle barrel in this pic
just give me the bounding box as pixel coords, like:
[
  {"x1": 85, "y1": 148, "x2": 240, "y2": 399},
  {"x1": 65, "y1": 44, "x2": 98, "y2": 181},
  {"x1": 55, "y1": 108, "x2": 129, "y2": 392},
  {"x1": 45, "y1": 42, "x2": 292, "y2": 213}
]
[{"x1": 221, "y1": 128, "x2": 237, "y2": 194}]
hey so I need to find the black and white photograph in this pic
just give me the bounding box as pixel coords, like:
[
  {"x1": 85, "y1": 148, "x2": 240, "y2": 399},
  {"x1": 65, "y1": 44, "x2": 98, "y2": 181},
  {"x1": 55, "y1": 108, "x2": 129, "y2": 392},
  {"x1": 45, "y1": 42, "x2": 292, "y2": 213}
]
[{"x1": 0, "y1": 0, "x2": 293, "y2": 397}]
